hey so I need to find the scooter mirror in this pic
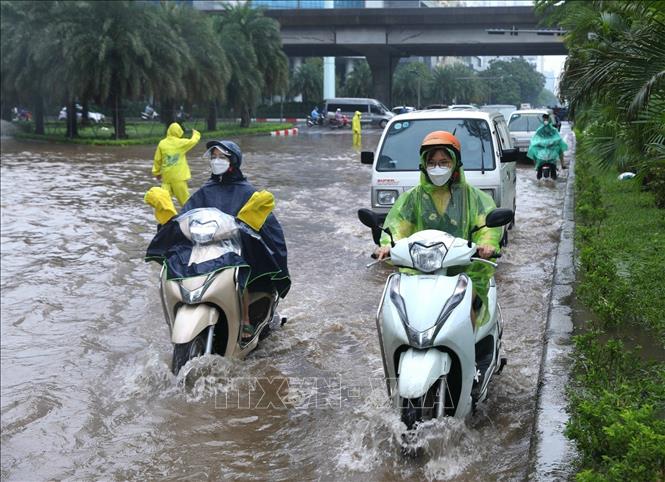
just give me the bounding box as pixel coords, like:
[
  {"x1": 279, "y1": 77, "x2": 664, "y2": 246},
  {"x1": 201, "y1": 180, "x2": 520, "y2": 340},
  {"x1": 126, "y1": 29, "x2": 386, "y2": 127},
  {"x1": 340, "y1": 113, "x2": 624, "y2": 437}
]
[
  {"x1": 358, "y1": 208, "x2": 387, "y2": 246},
  {"x1": 357, "y1": 208, "x2": 379, "y2": 229},
  {"x1": 485, "y1": 208, "x2": 514, "y2": 228}
]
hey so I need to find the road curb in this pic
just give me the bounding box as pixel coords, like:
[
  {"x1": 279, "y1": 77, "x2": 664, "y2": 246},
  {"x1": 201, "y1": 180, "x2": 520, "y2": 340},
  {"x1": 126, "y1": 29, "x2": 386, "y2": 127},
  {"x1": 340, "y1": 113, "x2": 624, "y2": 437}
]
[
  {"x1": 528, "y1": 131, "x2": 578, "y2": 481},
  {"x1": 269, "y1": 127, "x2": 299, "y2": 137}
]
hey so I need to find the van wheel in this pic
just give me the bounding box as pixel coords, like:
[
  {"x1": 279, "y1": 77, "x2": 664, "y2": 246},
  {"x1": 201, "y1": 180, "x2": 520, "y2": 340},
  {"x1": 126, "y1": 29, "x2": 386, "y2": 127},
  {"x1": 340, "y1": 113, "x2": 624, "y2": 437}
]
[
  {"x1": 509, "y1": 200, "x2": 516, "y2": 230},
  {"x1": 380, "y1": 119, "x2": 388, "y2": 128}
]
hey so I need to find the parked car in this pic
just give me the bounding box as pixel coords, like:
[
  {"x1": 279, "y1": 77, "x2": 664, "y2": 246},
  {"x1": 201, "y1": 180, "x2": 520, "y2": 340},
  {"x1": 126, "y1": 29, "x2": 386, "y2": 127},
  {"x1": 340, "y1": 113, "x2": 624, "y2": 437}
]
[
  {"x1": 507, "y1": 108, "x2": 557, "y2": 159},
  {"x1": 391, "y1": 106, "x2": 416, "y2": 115},
  {"x1": 360, "y1": 109, "x2": 518, "y2": 240},
  {"x1": 424, "y1": 104, "x2": 449, "y2": 110},
  {"x1": 323, "y1": 97, "x2": 394, "y2": 128},
  {"x1": 447, "y1": 104, "x2": 479, "y2": 111},
  {"x1": 58, "y1": 104, "x2": 105, "y2": 123},
  {"x1": 480, "y1": 104, "x2": 516, "y2": 122}
]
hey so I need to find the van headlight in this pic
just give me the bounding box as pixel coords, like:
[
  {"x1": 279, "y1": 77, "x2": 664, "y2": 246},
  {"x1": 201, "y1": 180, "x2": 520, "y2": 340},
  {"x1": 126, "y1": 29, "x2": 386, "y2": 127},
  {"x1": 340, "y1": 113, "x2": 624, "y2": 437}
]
[
  {"x1": 377, "y1": 189, "x2": 399, "y2": 206},
  {"x1": 409, "y1": 241, "x2": 447, "y2": 273}
]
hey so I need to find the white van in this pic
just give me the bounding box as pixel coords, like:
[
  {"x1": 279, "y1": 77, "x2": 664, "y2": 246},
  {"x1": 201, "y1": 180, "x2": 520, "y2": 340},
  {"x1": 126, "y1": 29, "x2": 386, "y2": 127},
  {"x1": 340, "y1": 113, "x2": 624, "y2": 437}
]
[
  {"x1": 324, "y1": 97, "x2": 394, "y2": 128},
  {"x1": 361, "y1": 110, "x2": 518, "y2": 231}
]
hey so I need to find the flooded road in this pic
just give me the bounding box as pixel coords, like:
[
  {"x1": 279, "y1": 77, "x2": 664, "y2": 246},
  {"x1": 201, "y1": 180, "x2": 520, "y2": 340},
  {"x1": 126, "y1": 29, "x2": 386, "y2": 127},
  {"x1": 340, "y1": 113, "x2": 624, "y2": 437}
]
[{"x1": 1, "y1": 126, "x2": 570, "y2": 481}]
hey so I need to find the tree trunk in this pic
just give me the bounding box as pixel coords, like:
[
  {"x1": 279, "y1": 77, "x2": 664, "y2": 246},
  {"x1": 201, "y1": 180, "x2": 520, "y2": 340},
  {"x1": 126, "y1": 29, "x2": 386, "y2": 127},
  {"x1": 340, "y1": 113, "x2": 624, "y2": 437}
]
[
  {"x1": 33, "y1": 94, "x2": 44, "y2": 135},
  {"x1": 81, "y1": 99, "x2": 90, "y2": 128},
  {"x1": 207, "y1": 101, "x2": 217, "y2": 131},
  {"x1": 66, "y1": 99, "x2": 78, "y2": 139},
  {"x1": 0, "y1": 101, "x2": 11, "y2": 122},
  {"x1": 162, "y1": 98, "x2": 175, "y2": 127},
  {"x1": 240, "y1": 106, "x2": 251, "y2": 128},
  {"x1": 109, "y1": 91, "x2": 127, "y2": 139}
]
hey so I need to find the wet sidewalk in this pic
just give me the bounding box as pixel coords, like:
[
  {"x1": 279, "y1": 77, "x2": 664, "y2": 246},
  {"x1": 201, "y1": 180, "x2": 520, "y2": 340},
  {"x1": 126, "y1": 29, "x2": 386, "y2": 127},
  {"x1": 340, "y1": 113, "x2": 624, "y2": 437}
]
[{"x1": 528, "y1": 129, "x2": 578, "y2": 480}]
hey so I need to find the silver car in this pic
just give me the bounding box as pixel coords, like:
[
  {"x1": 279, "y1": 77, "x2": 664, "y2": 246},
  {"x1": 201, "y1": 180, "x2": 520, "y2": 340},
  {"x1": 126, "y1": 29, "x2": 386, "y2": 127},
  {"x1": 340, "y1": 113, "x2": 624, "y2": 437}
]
[{"x1": 507, "y1": 108, "x2": 554, "y2": 159}]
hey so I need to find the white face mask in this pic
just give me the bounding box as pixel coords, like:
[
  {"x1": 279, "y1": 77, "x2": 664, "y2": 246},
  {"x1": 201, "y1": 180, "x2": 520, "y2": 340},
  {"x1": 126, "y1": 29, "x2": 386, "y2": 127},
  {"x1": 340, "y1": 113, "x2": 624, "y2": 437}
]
[
  {"x1": 427, "y1": 166, "x2": 452, "y2": 186},
  {"x1": 210, "y1": 157, "x2": 230, "y2": 175}
]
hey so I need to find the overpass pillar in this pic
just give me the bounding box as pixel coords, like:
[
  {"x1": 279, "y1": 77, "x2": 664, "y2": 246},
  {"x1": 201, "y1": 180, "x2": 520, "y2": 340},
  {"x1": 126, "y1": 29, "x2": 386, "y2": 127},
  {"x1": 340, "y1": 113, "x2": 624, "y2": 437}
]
[
  {"x1": 323, "y1": 57, "x2": 335, "y2": 100},
  {"x1": 365, "y1": 53, "x2": 399, "y2": 107}
]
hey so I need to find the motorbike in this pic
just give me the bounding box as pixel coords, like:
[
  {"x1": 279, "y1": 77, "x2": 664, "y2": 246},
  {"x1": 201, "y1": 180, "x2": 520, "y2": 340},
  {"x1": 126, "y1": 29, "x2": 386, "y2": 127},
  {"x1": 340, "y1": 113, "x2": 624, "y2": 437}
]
[
  {"x1": 158, "y1": 208, "x2": 283, "y2": 374},
  {"x1": 357, "y1": 207, "x2": 513, "y2": 430},
  {"x1": 306, "y1": 114, "x2": 324, "y2": 127},
  {"x1": 141, "y1": 105, "x2": 159, "y2": 120},
  {"x1": 537, "y1": 162, "x2": 558, "y2": 180},
  {"x1": 328, "y1": 115, "x2": 350, "y2": 129}
]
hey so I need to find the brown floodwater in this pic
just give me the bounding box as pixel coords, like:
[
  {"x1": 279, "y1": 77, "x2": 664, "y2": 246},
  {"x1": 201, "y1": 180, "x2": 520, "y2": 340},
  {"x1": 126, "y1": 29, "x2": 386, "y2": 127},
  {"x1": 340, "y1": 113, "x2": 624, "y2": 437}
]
[{"x1": 1, "y1": 125, "x2": 571, "y2": 481}]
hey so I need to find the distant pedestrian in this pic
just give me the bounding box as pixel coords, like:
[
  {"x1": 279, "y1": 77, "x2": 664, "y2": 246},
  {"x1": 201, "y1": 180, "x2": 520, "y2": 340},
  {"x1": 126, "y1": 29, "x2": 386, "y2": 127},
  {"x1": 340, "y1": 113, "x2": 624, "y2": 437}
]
[
  {"x1": 352, "y1": 110, "x2": 362, "y2": 147},
  {"x1": 152, "y1": 122, "x2": 200, "y2": 207}
]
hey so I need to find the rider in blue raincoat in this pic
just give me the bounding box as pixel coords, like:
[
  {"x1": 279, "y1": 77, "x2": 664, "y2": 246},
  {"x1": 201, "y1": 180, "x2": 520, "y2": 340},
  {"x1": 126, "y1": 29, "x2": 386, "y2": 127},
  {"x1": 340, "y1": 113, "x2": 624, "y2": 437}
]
[{"x1": 146, "y1": 140, "x2": 290, "y2": 339}]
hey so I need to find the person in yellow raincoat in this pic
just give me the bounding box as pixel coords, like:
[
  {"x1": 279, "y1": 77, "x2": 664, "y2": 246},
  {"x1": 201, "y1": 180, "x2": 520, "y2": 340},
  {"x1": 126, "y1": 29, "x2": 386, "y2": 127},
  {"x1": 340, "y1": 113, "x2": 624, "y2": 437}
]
[
  {"x1": 352, "y1": 110, "x2": 362, "y2": 147},
  {"x1": 375, "y1": 131, "x2": 502, "y2": 328},
  {"x1": 152, "y1": 122, "x2": 201, "y2": 207}
]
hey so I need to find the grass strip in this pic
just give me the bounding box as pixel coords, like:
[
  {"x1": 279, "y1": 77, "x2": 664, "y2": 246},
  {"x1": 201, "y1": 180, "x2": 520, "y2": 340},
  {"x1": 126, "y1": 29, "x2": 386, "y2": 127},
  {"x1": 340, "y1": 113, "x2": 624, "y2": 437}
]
[
  {"x1": 566, "y1": 138, "x2": 665, "y2": 481},
  {"x1": 13, "y1": 121, "x2": 294, "y2": 146}
]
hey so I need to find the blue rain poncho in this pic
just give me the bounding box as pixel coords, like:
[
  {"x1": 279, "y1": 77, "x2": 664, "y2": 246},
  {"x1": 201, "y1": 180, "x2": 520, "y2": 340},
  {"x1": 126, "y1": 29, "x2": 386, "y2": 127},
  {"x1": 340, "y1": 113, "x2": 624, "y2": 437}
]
[{"x1": 146, "y1": 162, "x2": 290, "y2": 298}]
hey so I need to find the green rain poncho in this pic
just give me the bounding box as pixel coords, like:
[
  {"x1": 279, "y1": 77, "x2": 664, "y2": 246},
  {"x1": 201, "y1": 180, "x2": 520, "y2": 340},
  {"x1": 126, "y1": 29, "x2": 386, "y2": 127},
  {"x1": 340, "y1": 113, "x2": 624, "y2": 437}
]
[
  {"x1": 380, "y1": 152, "x2": 502, "y2": 326},
  {"x1": 526, "y1": 123, "x2": 568, "y2": 170}
]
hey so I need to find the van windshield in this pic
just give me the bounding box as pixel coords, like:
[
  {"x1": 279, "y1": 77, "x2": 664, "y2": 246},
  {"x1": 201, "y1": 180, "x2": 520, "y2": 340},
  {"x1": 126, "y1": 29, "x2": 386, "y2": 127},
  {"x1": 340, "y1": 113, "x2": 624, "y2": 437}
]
[
  {"x1": 508, "y1": 114, "x2": 542, "y2": 133},
  {"x1": 377, "y1": 119, "x2": 494, "y2": 171}
]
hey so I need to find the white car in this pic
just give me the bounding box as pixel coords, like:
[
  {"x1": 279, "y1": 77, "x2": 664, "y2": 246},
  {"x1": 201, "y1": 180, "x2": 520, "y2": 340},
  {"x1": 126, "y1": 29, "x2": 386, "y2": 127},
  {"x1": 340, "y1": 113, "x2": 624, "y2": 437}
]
[
  {"x1": 360, "y1": 109, "x2": 518, "y2": 237},
  {"x1": 58, "y1": 104, "x2": 105, "y2": 123},
  {"x1": 507, "y1": 108, "x2": 555, "y2": 159},
  {"x1": 448, "y1": 104, "x2": 479, "y2": 111}
]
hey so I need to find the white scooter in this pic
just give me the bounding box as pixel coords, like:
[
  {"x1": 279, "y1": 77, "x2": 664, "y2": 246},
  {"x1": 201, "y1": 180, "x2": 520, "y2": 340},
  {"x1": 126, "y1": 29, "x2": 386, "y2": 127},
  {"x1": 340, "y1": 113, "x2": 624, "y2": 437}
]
[
  {"x1": 158, "y1": 208, "x2": 283, "y2": 374},
  {"x1": 358, "y1": 208, "x2": 513, "y2": 430}
]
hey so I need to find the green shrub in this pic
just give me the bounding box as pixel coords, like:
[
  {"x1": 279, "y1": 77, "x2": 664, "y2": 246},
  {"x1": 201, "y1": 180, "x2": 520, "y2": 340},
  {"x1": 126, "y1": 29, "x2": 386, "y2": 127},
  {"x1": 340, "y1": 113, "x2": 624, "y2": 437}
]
[{"x1": 568, "y1": 133, "x2": 665, "y2": 480}]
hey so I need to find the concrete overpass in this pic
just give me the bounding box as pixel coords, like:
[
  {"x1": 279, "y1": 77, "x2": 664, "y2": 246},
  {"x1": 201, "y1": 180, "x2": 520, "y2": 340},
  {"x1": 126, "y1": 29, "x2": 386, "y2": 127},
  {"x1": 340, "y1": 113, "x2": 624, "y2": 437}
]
[{"x1": 204, "y1": 6, "x2": 566, "y2": 105}]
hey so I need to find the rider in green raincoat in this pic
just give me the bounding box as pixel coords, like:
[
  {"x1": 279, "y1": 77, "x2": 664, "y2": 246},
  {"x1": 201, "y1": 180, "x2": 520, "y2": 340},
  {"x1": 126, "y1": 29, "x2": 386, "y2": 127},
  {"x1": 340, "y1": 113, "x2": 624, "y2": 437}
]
[
  {"x1": 526, "y1": 114, "x2": 567, "y2": 178},
  {"x1": 375, "y1": 131, "x2": 502, "y2": 327}
]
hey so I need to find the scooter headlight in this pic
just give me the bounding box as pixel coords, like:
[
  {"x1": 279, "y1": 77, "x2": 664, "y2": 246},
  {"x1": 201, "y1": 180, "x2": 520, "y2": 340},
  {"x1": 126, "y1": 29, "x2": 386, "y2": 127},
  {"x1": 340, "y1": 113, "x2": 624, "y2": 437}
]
[
  {"x1": 190, "y1": 219, "x2": 219, "y2": 244},
  {"x1": 409, "y1": 241, "x2": 447, "y2": 273}
]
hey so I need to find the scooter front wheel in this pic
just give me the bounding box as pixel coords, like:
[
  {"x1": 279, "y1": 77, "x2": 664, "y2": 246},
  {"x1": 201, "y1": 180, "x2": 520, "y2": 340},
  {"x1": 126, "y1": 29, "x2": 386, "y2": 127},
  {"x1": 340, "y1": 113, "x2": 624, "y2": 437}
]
[
  {"x1": 172, "y1": 331, "x2": 207, "y2": 375},
  {"x1": 400, "y1": 376, "x2": 449, "y2": 430}
]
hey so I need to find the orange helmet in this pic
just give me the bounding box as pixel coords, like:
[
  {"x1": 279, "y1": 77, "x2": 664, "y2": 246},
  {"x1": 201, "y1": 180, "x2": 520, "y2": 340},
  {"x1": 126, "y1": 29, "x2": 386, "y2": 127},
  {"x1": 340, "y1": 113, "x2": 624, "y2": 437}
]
[{"x1": 420, "y1": 131, "x2": 461, "y2": 163}]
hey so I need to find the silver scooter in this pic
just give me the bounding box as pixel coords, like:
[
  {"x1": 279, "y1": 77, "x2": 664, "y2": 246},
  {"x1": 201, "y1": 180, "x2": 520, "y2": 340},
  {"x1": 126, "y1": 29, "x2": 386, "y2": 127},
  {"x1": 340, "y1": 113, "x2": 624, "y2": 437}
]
[
  {"x1": 158, "y1": 208, "x2": 282, "y2": 374},
  {"x1": 358, "y1": 208, "x2": 513, "y2": 430}
]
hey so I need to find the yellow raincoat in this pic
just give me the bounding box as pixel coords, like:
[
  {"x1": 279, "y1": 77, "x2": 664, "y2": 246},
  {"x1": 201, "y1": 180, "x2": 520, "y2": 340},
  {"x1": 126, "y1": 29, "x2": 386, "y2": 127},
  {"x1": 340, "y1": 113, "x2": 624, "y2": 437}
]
[
  {"x1": 144, "y1": 187, "x2": 177, "y2": 225},
  {"x1": 152, "y1": 123, "x2": 201, "y2": 206},
  {"x1": 352, "y1": 111, "x2": 362, "y2": 147},
  {"x1": 237, "y1": 190, "x2": 275, "y2": 231}
]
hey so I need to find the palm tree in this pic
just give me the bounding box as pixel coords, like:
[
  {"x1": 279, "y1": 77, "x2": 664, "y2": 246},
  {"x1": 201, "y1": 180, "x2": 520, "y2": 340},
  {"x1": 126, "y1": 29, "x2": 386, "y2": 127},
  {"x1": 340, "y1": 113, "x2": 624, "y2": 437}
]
[
  {"x1": 341, "y1": 60, "x2": 373, "y2": 97},
  {"x1": 429, "y1": 64, "x2": 482, "y2": 105},
  {"x1": 392, "y1": 62, "x2": 431, "y2": 108},
  {"x1": 159, "y1": 4, "x2": 230, "y2": 131},
  {"x1": 536, "y1": 0, "x2": 665, "y2": 206},
  {"x1": 48, "y1": 1, "x2": 189, "y2": 139},
  {"x1": 291, "y1": 58, "x2": 323, "y2": 105},
  {"x1": 1, "y1": 1, "x2": 54, "y2": 134},
  {"x1": 216, "y1": 4, "x2": 288, "y2": 127}
]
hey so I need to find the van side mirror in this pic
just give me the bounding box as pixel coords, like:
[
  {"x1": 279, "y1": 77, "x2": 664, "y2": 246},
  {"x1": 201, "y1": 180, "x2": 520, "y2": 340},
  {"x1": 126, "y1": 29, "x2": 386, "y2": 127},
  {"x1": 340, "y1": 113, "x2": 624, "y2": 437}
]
[
  {"x1": 361, "y1": 151, "x2": 374, "y2": 165},
  {"x1": 501, "y1": 148, "x2": 519, "y2": 163}
]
